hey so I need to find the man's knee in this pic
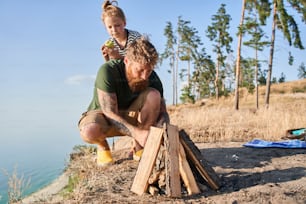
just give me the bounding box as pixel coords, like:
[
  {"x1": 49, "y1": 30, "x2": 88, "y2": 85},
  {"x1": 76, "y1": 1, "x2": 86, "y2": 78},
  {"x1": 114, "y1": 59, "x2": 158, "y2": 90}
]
[
  {"x1": 80, "y1": 123, "x2": 104, "y2": 144},
  {"x1": 78, "y1": 111, "x2": 109, "y2": 143},
  {"x1": 146, "y1": 88, "x2": 161, "y2": 102}
]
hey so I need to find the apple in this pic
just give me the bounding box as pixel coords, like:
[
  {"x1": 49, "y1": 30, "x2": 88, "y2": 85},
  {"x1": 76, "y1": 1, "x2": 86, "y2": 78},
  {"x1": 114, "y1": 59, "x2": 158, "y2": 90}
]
[{"x1": 105, "y1": 40, "x2": 114, "y2": 48}]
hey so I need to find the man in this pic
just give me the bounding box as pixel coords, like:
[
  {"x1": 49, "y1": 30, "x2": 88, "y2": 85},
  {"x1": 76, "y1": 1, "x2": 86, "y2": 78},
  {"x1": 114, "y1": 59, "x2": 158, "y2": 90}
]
[{"x1": 78, "y1": 37, "x2": 169, "y2": 166}]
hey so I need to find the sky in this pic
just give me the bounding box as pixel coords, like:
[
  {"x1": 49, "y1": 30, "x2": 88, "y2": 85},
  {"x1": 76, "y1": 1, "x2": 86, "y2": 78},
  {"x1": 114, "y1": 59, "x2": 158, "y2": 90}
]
[{"x1": 0, "y1": 0, "x2": 305, "y2": 146}]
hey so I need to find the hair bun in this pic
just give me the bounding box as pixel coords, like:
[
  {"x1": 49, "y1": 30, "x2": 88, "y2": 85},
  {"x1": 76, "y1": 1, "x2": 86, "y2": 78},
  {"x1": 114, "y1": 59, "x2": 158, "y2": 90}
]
[{"x1": 102, "y1": 0, "x2": 118, "y2": 11}]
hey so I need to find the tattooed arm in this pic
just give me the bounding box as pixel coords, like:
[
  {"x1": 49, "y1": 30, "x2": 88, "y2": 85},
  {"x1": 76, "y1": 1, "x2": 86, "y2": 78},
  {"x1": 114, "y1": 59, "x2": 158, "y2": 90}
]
[{"x1": 97, "y1": 88, "x2": 148, "y2": 147}]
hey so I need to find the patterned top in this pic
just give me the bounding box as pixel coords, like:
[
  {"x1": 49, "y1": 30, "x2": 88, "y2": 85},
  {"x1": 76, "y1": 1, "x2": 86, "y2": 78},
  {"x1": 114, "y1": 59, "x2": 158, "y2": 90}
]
[{"x1": 107, "y1": 29, "x2": 141, "y2": 57}]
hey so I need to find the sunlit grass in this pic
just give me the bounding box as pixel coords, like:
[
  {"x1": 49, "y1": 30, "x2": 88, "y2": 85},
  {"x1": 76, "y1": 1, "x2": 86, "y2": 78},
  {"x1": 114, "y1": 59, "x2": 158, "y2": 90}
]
[{"x1": 169, "y1": 79, "x2": 306, "y2": 143}]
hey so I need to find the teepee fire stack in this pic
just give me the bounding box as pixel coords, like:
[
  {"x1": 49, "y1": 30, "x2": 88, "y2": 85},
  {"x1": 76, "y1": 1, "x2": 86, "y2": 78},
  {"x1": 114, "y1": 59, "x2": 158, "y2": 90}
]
[{"x1": 131, "y1": 124, "x2": 221, "y2": 197}]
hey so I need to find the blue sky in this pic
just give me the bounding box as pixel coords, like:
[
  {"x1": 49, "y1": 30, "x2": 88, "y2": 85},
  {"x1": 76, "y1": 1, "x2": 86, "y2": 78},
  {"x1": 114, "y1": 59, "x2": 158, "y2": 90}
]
[{"x1": 0, "y1": 0, "x2": 305, "y2": 146}]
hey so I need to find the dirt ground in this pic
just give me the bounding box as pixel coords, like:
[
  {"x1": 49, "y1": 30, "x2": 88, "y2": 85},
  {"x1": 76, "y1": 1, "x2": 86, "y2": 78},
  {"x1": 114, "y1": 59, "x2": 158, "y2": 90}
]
[{"x1": 23, "y1": 136, "x2": 306, "y2": 204}]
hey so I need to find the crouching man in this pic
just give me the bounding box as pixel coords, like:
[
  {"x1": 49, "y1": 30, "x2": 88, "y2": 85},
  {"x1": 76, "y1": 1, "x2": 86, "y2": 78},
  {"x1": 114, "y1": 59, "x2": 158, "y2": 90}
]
[{"x1": 78, "y1": 37, "x2": 169, "y2": 166}]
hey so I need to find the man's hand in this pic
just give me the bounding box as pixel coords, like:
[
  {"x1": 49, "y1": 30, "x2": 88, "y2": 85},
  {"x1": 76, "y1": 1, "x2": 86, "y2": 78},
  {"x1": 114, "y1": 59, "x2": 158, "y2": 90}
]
[
  {"x1": 97, "y1": 89, "x2": 150, "y2": 147},
  {"x1": 133, "y1": 128, "x2": 149, "y2": 148}
]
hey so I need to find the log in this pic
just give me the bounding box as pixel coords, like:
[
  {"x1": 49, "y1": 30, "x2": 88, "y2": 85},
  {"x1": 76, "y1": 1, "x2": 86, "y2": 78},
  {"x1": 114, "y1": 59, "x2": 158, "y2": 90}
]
[
  {"x1": 179, "y1": 142, "x2": 200, "y2": 195},
  {"x1": 179, "y1": 129, "x2": 221, "y2": 190},
  {"x1": 164, "y1": 124, "x2": 181, "y2": 198},
  {"x1": 149, "y1": 145, "x2": 166, "y2": 184},
  {"x1": 130, "y1": 127, "x2": 164, "y2": 195}
]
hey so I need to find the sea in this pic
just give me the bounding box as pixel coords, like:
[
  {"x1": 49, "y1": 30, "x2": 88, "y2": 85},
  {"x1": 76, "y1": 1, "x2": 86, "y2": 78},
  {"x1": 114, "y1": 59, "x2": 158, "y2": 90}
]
[
  {"x1": 0, "y1": 109, "x2": 95, "y2": 204},
  {"x1": 0, "y1": 122, "x2": 116, "y2": 204}
]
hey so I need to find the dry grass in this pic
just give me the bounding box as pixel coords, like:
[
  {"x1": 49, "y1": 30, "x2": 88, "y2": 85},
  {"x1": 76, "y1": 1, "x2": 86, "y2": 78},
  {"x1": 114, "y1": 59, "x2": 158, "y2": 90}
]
[
  {"x1": 61, "y1": 146, "x2": 170, "y2": 204},
  {"x1": 2, "y1": 166, "x2": 31, "y2": 203},
  {"x1": 169, "y1": 79, "x2": 306, "y2": 143}
]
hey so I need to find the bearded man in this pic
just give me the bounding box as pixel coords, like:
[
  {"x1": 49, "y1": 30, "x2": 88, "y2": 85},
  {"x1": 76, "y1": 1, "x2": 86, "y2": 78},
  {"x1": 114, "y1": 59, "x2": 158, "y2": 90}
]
[{"x1": 78, "y1": 37, "x2": 169, "y2": 166}]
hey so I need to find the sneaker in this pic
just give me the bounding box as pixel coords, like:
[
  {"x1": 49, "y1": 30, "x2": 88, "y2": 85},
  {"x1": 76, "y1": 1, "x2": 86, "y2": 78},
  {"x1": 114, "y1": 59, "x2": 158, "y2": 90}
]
[
  {"x1": 97, "y1": 150, "x2": 113, "y2": 166},
  {"x1": 133, "y1": 149, "x2": 144, "y2": 161}
]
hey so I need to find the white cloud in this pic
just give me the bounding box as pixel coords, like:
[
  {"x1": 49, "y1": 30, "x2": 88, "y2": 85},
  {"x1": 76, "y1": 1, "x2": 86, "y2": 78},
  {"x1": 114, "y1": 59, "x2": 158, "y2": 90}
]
[{"x1": 64, "y1": 74, "x2": 95, "y2": 85}]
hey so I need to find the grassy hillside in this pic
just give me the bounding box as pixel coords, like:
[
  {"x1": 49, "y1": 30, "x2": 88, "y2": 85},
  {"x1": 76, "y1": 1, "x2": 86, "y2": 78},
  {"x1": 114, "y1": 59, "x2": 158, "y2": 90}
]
[{"x1": 168, "y1": 79, "x2": 306, "y2": 142}]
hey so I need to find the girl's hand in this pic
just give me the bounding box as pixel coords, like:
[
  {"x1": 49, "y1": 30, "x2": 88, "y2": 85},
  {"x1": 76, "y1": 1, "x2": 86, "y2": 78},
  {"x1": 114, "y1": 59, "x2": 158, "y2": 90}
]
[
  {"x1": 101, "y1": 45, "x2": 110, "y2": 61},
  {"x1": 101, "y1": 45, "x2": 122, "y2": 61}
]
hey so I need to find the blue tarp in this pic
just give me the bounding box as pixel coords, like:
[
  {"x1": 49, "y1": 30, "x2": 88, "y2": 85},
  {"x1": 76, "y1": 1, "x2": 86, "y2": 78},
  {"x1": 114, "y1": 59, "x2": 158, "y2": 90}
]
[
  {"x1": 243, "y1": 139, "x2": 306, "y2": 149},
  {"x1": 291, "y1": 128, "x2": 306, "y2": 135}
]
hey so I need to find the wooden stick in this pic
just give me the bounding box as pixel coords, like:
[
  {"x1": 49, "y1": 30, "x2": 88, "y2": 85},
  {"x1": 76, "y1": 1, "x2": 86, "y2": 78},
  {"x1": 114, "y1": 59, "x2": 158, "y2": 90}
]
[
  {"x1": 131, "y1": 127, "x2": 164, "y2": 195},
  {"x1": 179, "y1": 129, "x2": 221, "y2": 190},
  {"x1": 179, "y1": 142, "x2": 200, "y2": 195},
  {"x1": 164, "y1": 124, "x2": 181, "y2": 198}
]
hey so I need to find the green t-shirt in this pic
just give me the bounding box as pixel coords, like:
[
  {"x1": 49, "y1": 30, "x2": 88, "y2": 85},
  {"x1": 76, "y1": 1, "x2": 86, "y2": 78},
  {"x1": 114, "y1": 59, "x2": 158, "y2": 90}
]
[{"x1": 87, "y1": 59, "x2": 164, "y2": 111}]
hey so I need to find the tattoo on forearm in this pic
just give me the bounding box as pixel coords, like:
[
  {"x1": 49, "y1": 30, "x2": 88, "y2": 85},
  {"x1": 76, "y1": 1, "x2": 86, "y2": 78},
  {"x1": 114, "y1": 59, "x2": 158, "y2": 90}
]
[
  {"x1": 100, "y1": 92, "x2": 118, "y2": 113},
  {"x1": 108, "y1": 118, "x2": 132, "y2": 136},
  {"x1": 98, "y1": 90, "x2": 132, "y2": 136}
]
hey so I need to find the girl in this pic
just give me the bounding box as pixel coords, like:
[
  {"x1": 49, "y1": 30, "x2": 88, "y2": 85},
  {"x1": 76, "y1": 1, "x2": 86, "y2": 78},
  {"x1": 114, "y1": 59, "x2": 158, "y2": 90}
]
[{"x1": 101, "y1": 0, "x2": 141, "y2": 61}]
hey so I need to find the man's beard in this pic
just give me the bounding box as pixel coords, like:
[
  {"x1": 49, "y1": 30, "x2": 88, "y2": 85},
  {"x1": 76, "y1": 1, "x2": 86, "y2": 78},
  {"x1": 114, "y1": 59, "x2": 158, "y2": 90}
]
[
  {"x1": 128, "y1": 78, "x2": 149, "y2": 93},
  {"x1": 127, "y1": 70, "x2": 149, "y2": 93}
]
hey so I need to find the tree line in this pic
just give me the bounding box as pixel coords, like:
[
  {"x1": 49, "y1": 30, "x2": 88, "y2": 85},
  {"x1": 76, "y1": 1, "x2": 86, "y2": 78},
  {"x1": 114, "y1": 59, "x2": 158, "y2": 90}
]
[{"x1": 160, "y1": 0, "x2": 306, "y2": 109}]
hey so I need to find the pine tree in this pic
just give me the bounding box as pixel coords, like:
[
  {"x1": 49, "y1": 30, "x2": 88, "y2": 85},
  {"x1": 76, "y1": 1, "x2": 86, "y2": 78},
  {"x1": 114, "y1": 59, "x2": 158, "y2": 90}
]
[
  {"x1": 265, "y1": 0, "x2": 305, "y2": 108},
  {"x1": 297, "y1": 62, "x2": 306, "y2": 79},
  {"x1": 234, "y1": 0, "x2": 246, "y2": 110},
  {"x1": 161, "y1": 17, "x2": 203, "y2": 105},
  {"x1": 206, "y1": 4, "x2": 233, "y2": 100},
  {"x1": 160, "y1": 22, "x2": 176, "y2": 105},
  {"x1": 243, "y1": 3, "x2": 270, "y2": 109}
]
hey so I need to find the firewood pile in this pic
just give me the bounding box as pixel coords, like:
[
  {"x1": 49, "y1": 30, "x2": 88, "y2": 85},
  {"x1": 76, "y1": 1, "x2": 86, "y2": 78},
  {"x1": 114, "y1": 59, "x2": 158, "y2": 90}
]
[{"x1": 131, "y1": 124, "x2": 221, "y2": 198}]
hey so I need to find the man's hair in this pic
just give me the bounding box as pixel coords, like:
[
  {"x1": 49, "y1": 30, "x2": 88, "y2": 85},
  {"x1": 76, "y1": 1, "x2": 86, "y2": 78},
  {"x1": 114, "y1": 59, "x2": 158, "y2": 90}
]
[
  {"x1": 101, "y1": 0, "x2": 126, "y2": 23},
  {"x1": 125, "y1": 36, "x2": 159, "y2": 68}
]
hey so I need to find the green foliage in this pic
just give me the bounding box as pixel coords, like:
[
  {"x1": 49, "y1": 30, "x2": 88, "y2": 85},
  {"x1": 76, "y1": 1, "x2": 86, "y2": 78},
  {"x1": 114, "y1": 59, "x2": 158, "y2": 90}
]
[
  {"x1": 278, "y1": 72, "x2": 286, "y2": 83},
  {"x1": 60, "y1": 174, "x2": 79, "y2": 198},
  {"x1": 220, "y1": 87, "x2": 231, "y2": 97},
  {"x1": 191, "y1": 48, "x2": 216, "y2": 98},
  {"x1": 275, "y1": 0, "x2": 304, "y2": 49},
  {"x1": 159, "y1": 0, "x2": 305, "y2": 105},
  {"x1": 297, "y1": 62, "x2": 306, "y2": 79},
  {"x1": 206, "y1": 4, "x2": 233, "y2": 55},
  {"x1": 160, "y1": 21, "x2": 176, "y2": 72},
  {"x1": 288, "y1": 51, "x2": 294, "y2": 65},
  {"x1": 180, "y1": 84, "x2": 195, "y2": 104},
  {"x1": 254, "y1": 0, "x2": 271, "y2": 25},
  {"x1": 272, "y1": 77, "x2": 277, "y2": 84},
  {"x1": 180, "y1": 55, "x2": 191, "y2": 61},
  {"x1": 258, "y1": 68, "x2": 267, "y2": 85},
  {"x1": 161, "y1": 16, "x2": 204, "y2": 105},
  {"x1": 243, "y1": 14, "x2": 270, "y2": 51},
  {"x1": 287, "y1": 0, "x2": 306, "y2": 23},
  {"x1": 206, "y1": 3, "x2": 233, "y2": 99},
  {"x1": 239, "y1": 58, "x2": 256, "y2": 94}
]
